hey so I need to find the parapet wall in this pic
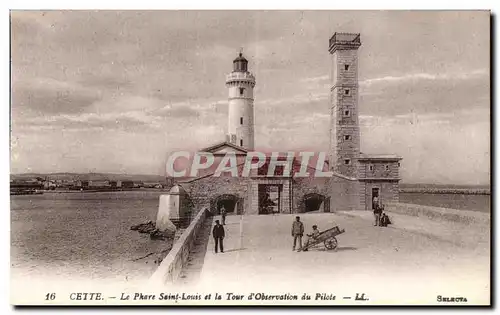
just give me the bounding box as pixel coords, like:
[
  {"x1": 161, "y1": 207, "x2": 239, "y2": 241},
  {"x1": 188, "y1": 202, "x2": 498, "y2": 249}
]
[
  {"x1": 385, "y1": 202, "x2": 490, "y2": 226},
  {"x1": 149, "y1": 207, "x2": 209, "y2": 286}
]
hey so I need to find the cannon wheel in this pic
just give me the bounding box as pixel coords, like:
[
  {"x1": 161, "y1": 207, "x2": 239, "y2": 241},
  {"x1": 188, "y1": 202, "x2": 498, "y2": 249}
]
[{"x1": 324, "y1": 237, "x2": 338, "y2": 250}]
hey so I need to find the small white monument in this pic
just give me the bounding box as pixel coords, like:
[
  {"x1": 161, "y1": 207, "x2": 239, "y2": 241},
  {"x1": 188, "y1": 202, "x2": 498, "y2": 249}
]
[{"x1": 156, "y1": 184, "x2": 190, "y2": 231}]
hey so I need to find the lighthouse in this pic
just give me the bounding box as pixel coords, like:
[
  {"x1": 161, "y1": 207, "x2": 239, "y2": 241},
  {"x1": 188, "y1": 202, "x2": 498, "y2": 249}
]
[{"x1": 225, "y1": 52, "x2": 256, "y2": 150}]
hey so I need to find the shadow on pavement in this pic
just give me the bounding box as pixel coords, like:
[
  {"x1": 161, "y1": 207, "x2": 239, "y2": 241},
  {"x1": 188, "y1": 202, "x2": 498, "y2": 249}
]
[
  {"x1": 301, "y1": 246, "x2": 358, "y2": 253},
  {"x1": 313, "y1": 246, "x2": 358, "y2": 252},
  {"x1": 222, "y1": 248, "x2": 247, "y2": 253},
  {"x1": 333, "y1": 246, "x2": 358, "y2": 252}
]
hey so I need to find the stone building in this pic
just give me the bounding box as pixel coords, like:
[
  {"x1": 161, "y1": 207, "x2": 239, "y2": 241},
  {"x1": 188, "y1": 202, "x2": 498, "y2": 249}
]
[{"x1": 162, "y1": 32, "x2": 402, "y2": 222}]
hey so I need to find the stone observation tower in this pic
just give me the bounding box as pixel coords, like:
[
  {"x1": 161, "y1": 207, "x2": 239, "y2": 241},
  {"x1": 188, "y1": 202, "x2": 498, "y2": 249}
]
[
  {"x1": 328, "y1": 33, "x2": 362, "y2": 178},
  {"x1": 225, "y1": 52, "x2": 256, "y2": 150}
]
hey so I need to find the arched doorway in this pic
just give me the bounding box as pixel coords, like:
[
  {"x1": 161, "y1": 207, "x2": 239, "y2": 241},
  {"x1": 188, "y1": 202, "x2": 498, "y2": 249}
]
[
  {"x1": 303, "y1": 193, "x2": 330, "y2": 213},
  {"x1": 211, "y1": 194, "x2": 241, "y2": 215}
]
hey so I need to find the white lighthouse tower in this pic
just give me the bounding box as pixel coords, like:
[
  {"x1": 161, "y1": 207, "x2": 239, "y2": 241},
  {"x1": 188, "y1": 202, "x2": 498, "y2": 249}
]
[{"x1": 225, "y1": 52, "x2": 256, "y2": 150}]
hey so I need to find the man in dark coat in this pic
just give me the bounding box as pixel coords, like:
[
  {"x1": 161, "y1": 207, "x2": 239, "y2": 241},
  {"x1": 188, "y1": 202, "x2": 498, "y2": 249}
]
[
  {"x1": 212, "y1": 220, "x2": 225, "y2": 253},
  {"x1": 380, "y1": 212, "x2": 391, "y2": 227}
]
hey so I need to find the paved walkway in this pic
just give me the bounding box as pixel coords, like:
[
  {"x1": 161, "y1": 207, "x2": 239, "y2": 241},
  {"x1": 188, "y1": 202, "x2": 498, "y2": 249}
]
[
  {"x1": 341, "y1": 210, "x2": 490, "y2": 249},
  {"x1": 177, "y1": 212, "x2": 490, "y2": 305}
]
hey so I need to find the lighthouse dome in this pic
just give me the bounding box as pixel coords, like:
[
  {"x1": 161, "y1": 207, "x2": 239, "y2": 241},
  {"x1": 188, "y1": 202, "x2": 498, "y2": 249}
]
[{"x1": 233, "y1": 52, "x2": 248, "y2": 72}]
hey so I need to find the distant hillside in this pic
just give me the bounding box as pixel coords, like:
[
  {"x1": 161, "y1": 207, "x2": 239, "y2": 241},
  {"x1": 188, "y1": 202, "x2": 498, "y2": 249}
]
[{"x1": 10, "y1": 173, "x2": 167, "y2": 183}]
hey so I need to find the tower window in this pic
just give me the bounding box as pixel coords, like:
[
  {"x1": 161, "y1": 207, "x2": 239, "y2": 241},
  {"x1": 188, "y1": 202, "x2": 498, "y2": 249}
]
[
  {"x1": 369, "y1": 165, "x2": 373, "y2": 171},
  {"x1": 240, "y1": 139, "x2": 243, "y2": 146},
  {"x1": 344, "y1": 135, "x2": 351, "y2": 141},
  {"x1": 398, "y1": 162, "x2": 401, "y2": 167},
  {"x1": 345, "y1": 64, "x2": 350, "y2": 71},
  {"x1": 239, "y1": 87, "x2": 245, "y2": 96},
  {"x1": 240, "y1": 117, "x2": 243, "y2": 125},
  {"x1": 344, "y1": 159, "x2": 351, "y2": 165},
  {"x1": 343, "y1": 110, "x2": 350, "y2": 117},
  {"x1": 385, "y1": 165, "x2": 390, "y2": 171},
  {"x1": 345, "y1": 89, "x2": 350, "y2": 95}
]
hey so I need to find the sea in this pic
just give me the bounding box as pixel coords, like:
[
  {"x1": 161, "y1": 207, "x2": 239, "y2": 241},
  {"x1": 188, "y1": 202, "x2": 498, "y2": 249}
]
[
  {"x1": 10, "y1": 191, "x2": 167, "y2": 288},
  {"x1": 10, "y1": 188, "x2": 490, "y2": 287},
  {"x1": 399, "y1": 193, "x2": 490, "y2": 213}
]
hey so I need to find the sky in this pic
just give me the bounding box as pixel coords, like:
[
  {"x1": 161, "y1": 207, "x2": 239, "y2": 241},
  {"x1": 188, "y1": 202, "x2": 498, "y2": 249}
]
[{"x1": 10, "y1": 10, "x2": 490, "y2": 185}]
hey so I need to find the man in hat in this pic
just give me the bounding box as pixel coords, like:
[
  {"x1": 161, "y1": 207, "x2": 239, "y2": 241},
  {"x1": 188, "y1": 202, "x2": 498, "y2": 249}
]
[
  {"x1": 291, "y1": 216, "x2": 304, "y2": 251},
  {"x1": 301, "y1": 225, "x2": 321, "y2": 251},
  {"x1": 212, "y1": 220, "x2": 225, "y2": 253}
]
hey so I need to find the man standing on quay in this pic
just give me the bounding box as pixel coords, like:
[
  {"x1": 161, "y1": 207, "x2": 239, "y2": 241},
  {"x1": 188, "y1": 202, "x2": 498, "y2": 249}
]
[
  {"x1": 291, "y1": 216, "x2": 304, "y2": 251},
  {"x1": 213, "y1": 220, "x2": 225, "y2": 253},
  {"x1": 220, "y1": 205, "x2": 227, "y2": 225},
  {"x1": 373, "y1": 196, "x2": 382, "y2": 226}
]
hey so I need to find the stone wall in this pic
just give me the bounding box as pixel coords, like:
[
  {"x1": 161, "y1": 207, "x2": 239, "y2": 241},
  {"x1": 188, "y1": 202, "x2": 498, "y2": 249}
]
[
  {"x1": 292, "y1": 177, "x2": 331, "y2": 213},
  {"x1": 184, "y1": 172, "x2": 364, "y2": 215},
  {"x1": 329, "y1": 176, "x2": 361, "y2": 211},
  {"x1": 358, "y1": 160, "x2": 400, "y2": 179},
  {"x1": 385, "y1": 202, "x2": 490, "y2": 225},
  {"x1": 360, "y1": 181, "x2": 399, "y2": 210},
  {"x1": 332, "y1": 49, "x2": 359, "y2": 86},
  {"x1": 149, "y1": 207, "x2": 209, "y2": 286},
  {"x1": 187, "y1": 176, "x2": 250, "y2": 215},
  {"x1": 330, "y1": 48, "x2": 360, "y2": 178}
]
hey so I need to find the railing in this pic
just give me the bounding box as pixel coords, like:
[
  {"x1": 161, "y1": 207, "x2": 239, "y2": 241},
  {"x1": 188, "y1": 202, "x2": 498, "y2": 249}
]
[
  {"x1": 226, "y1": 71, "x2": 256, "y2": 82},
  {"x1": 329, "y1": 33, "x2": 361, "y2": 49}
]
